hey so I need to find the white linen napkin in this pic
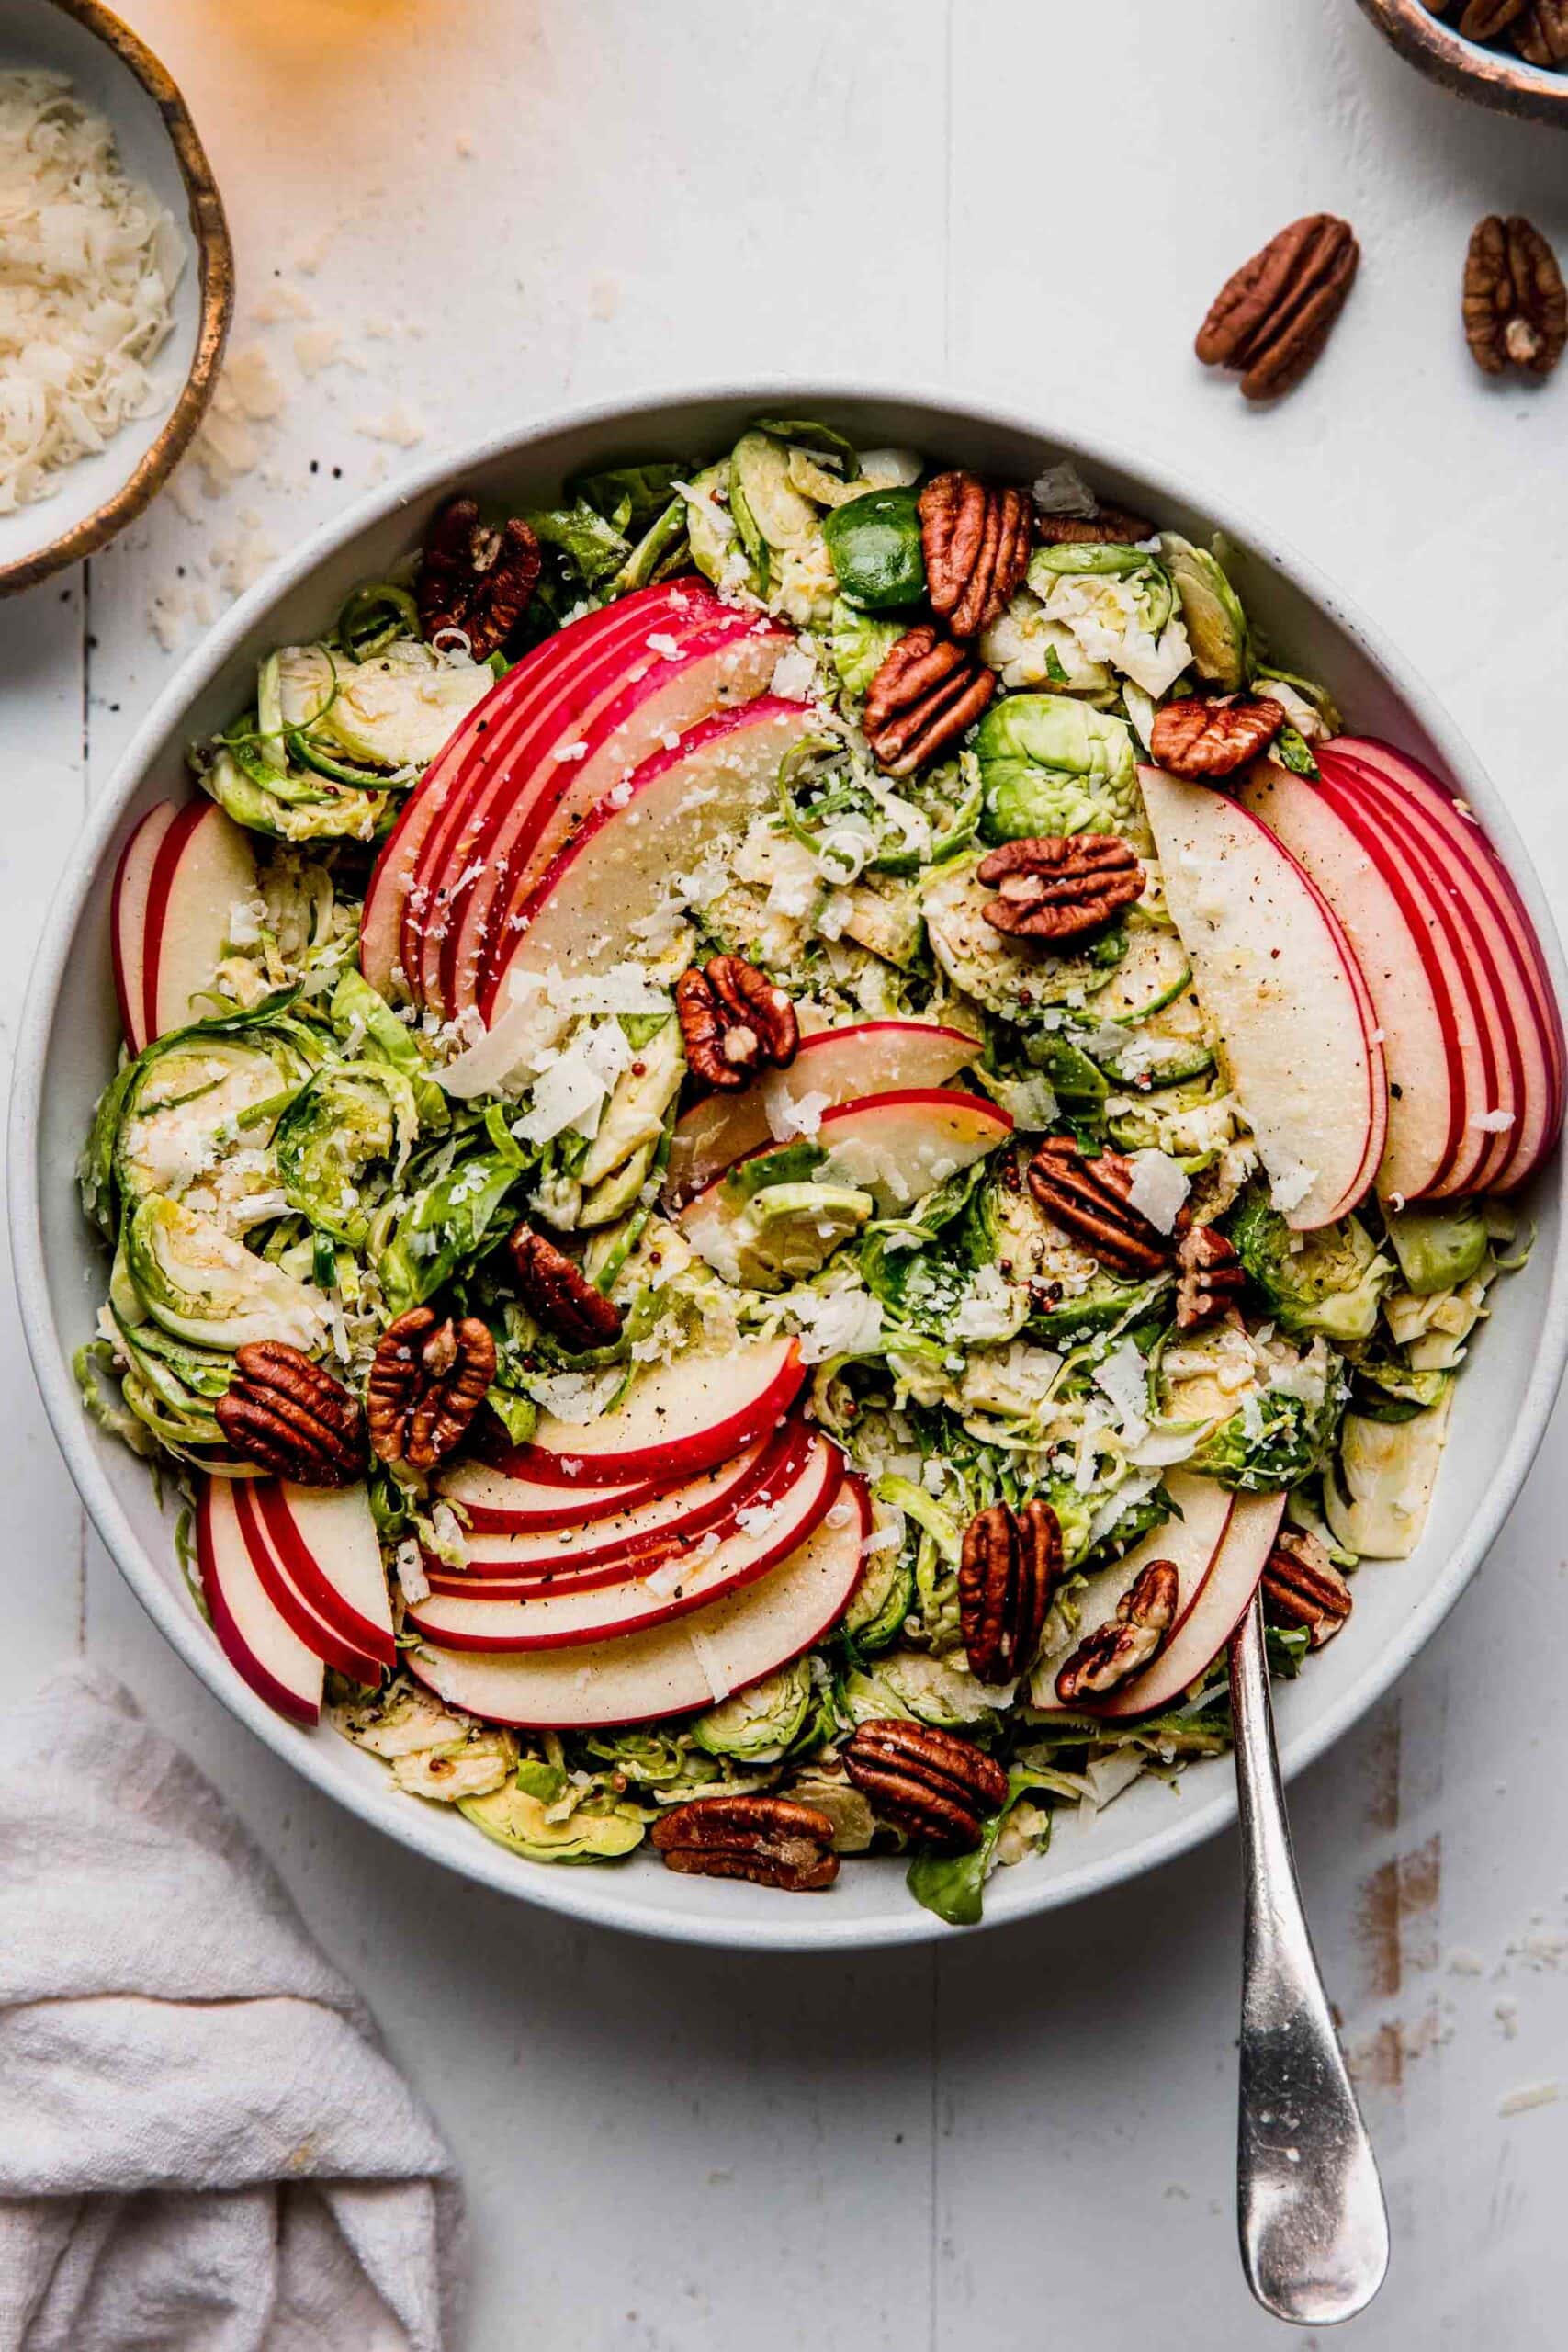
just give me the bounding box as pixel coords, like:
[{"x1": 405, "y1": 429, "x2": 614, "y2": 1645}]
[{"x1": 0, "y1": 1668, "x2": 464, "y2": 2352}]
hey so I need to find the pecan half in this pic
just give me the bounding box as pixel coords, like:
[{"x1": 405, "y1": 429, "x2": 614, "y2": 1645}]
[
  {"x1": 1457, "y1": 0, "x2": 1527, "y2": 34},
  {"x1": 417, "y1": 494, "x2": 542, "y2": 657},
  {"x1": 1055, "y1": 1560, "x2": 1179, "y2": 1705},
  {"x1": 1462, "y1": 216, "x2": 1566, "y2": 379},
  {"x1": 960, "y1": 1498, "x2": 1062, "y2": 1685},
  {"x1": 863, "y1": 624, "x2": 996, "y2": 776},
  {"x1": 1150, "y1": 694, "x2": 1286, "y2": 781},
  {"x1": 1262, "y1": 1530, "x2": 1353, "y2": 1650},
  {"x1": 976, "y1": 834, "x2": 1145, "y2": 944},
  {"x1": 1027, "y1": 1136, "x2": 1173, "y2": 1279},
  {"x1": 367, "y1": 1307, "x2": 497, "y2": 1473},
  {"x1": 1035, "y1": 503, "x2": 1153, "y2": 547},
  {"x1": 508, "y1": 1223, "x2": 624, "y2": 1351},
  {"x1": 1174, "y1": 1217, "x2": 1246, "y2": 1332},
  {"x1": 842, "y1": 1720, "x2": 1010, "y2": 1853},
  {"x1": 919, "y1": 470, "x2": 1033, "y2": 639},
  {"x1": 1512, "y1": 0, "x2": 1568, "y2": 62},
  {"x1": 1196, "y1": 215, "x2": 1359, "y2": 401},
  {"x1": 651, "y1": 1794, "x2": 839, "y2": 1891},
  {"x1": 675, "y1": 956, "x2": 798, "y2": 1094},
  {"x1": 214, "y1": 1341, "x2": 365, "y2": 1487}
]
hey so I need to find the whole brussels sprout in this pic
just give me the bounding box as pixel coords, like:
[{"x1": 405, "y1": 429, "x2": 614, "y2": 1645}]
[
  {"x1": 691, "y1": 1660, "x2": 816, "y2": 1762},
  {"x1": 823, "y1": 485, "x2": 926, "y2": 609},
  {"x1": 1228, "y1": 1189, "x2": 1392, "y2": 1344},
  {"x1": 974, "y1": 694, "x2": 1139, "y2": 844}
]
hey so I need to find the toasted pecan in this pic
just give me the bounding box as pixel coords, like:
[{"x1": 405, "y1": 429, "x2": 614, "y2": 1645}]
[{"x1": 215, "y1": 1341, "x2": 365, "y2": 1487}]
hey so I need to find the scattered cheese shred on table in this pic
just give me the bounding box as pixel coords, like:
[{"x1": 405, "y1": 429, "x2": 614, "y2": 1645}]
[{"x1": 0, "y1": 70, "x2": 185, "y2": 512}]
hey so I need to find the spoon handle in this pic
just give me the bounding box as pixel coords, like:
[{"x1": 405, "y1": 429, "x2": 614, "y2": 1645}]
[{"x1": 1229, "y1": 1595, "x2": 1390, "y2": 2325}]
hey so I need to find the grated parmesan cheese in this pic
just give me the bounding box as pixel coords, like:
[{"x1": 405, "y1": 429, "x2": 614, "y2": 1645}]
[{"x1": 0, "y1": 72, "x2": 185, "y2": 511}]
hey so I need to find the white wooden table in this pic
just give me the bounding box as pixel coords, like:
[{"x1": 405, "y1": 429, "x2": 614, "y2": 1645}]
[{"x1": 6, "y1": 3, "x2": 1568, "y2": 2342}]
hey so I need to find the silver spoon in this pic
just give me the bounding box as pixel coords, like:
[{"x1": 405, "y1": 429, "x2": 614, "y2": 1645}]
[{"x1": 1229, "y1": 1594, "x2": 1390, "y2": 2324}]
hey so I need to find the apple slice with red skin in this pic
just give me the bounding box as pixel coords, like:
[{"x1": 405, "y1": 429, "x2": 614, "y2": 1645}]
[
  {"x1": 400, "y1": 584, "x2": 711, "y2": 1009},
  {"x1": 139, "y1": 799, "x2": 258, "y2": 1046},
  {"x1": 360, "y1": 582, "x2": 705, "y2": 997},
  {"x1": 680, "y1": 1091, "x2": 1013, "y2": 1262},
  {"x1": 1242, "y1": 761, "x2": 1463, "y2": 1204},
  {"x1": 405, "y1": 1429, "x2": 842, "y2": 1651},
  {"x1": 110, "y1": 803, "x2": 178, "y2": 1053},
  {"x1": 231, "y1": 1479, "x2": 387, "y2": 1684},
  {"x1": 1331, "y1": 734, "x2": 1566, "y2": 1128},
  {"x1": 479, "y1": 696, "x2": 819, "y2": 1023},
  {"x1": 447, "y1": 608, "x2": 792, "y2": 1019},
  {"x1": 434, "y1": 1457, "x2": 660, "y2": 1533},
  {"x1": 252, "y1": 1480, "x2": 396, "y2": 1668},
  {"x1": 1140, "y1": 764, "x2": 1385, "y2": 1228},
  {"x1": 1090, "y1": 1489, "x2": 1285, "y2": 1720},
  {"x1": 409, "y1": 1479, "x2": 869, "y2": 1729},
  {"x1": 1029, "y1": 1473, "x2": 1236, "y2": 1715},
  {"x1": 1310, "y1": 766, "x2": 1509, "y2": 1199},
  {"x1": 664, "y1": 1022, "x2": 983, "y2": 1208},
  {"x1": 1318, "y1": 759, "x2": 1530, "y2": 1197},
  {"x1": 515, "y1": 1334, "x2": 807, "y2": 1487},
  {"x1": 1323, "y1": 744, "x2": 1562, "y2": 1194},
  {"x1": 428, "y1": 1424, "x2": 788, "y2": 1579},
  {"x1": 197, "y1": 1477, "x2": 323, "y2": 1726}
]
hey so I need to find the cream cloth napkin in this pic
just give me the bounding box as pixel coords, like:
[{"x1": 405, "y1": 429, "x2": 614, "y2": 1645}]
[{"x1": 0, "y1": 1668, "x2": 464, "y2": 2352}]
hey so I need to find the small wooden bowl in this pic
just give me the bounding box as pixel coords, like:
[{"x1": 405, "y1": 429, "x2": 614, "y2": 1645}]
[
  {"x1": 1354, "y1": 0, "x2": 1568, "y2": 128},
  {"x1": 0, "y1": 0, "x2": 233, "y2": 596}
]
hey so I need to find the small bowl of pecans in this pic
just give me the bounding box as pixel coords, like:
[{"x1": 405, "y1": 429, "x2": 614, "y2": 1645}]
[{"x1": 1354, "y1": 0, "x2": 1568, "y2": 125}]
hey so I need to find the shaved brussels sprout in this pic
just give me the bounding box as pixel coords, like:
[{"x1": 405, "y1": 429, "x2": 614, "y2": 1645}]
[
  {"x1": 1383, "y1": 1203, "x2": 1488, "y2": 1296},
  {"x1": 1190, "y1": 1379, "x2": 1341, "y2": 1493},
  {"x1": 921, "y1": 854, "x2": 1126, "y2": 1018},
  {"x1": 731, "y1": 430, "x2": 820, "y2": 560},
  {"x1": 1158, "y1": 535, "x2": 1248, "y2": 691},
  {"x1": 843, "y1": 1506, "x2": 916, "y2": 1652},
  {"x1": 1228, "y1": 1190, "x2": 1392, "y2": 1344},
  {"x1": 457, "y1": 1782, "x2": 645, "y2": 1862},
  {"x1": 829, "y1": 597, "x2": 906, "y2": 697},
  {"x1": 980, "y1": 590, "x2": 1112, "y2": 696},
  {"x1": 842, "y1": 1647, "x2": 1007, "y2": 1732},
  {"x1": 974, "y1": 694, "x2": 1139, "y2": 844},
  {"x1": 691, "y1": 1660, "x2": 815, "y2": 1761},
  {"x1": 580, "y1": 1726, "x2": 722, "y2": 1794},
  {"x1": 1324, "y1": 1395, "x2": 1453, "y2": 1558},
  {"x1": 125, "y1": 1194, "x2": 329, "y2": 1352},
  {"x1": 276, "y1": 1063, "x2": 414, "y2": 1243},
  {"x1": 692, "y1": 1180, "x2": 874, "y2": 1291}
]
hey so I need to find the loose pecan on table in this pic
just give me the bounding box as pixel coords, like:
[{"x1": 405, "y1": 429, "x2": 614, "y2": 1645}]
[
  {"x1": 976, "y1": 834, "x2": 1145, "y2": 944},
  {"x1": 862, "y1": 624, "x2": 995, "y2": 777},
  {"x1": 1150, "y1": 694, "x2": 1286, "y2": 781},
  {"x1": 1462, "y1": 216, "x2": 1566, "y2": 380},
  {"x1": 960, "y1": 1498, "x2": 1062, "y2": 1685},
  {"x1": 214, "y1": 1341, "x2": 365, "y2": 1486},
  {"x1": 1512, "y1": 0, "x2": 1568, "y2": 63},
  {"x1": 1054, "y1": 1560, "x2": 1180, "y2": 1705},
  {"x1": 367, "y1": 1306, "x2": 497, "y2": 1473},
  {"x1": 1261, "y1": 1530, "x2": 1353, "y2": 1650},
  {"x1": 417, "y1": 494, "x2": 542, "y2": 658},
  {"x1": 1035, "y1": 503, "x2": 1154, "y2": 548},
  {"x1": 842, "y1": 1720, "x2": 1010, "y2": 1853},
  {"x1": 1174, "y1": 1216, "x2": 1246, "y2": 1332},
  {"x1": 918, "y1": 469, "x2": 1033, "y2": 639},
  {"x1": 651, "y1": 1794, "x2": 840, "y2": 1891},
  {"x1": 675, "y1": 955, "x2": 798, "y2": 1093},
  {"x1": 1027, "y1": 1136, "x2": 1173, "y2": 1280},
  {"x1": 1195, "y1": 214, "x2": 1359, "y2": 401},
  {"x1": 508, "y1": 1222, "x2": 625, "y2": 1351}
]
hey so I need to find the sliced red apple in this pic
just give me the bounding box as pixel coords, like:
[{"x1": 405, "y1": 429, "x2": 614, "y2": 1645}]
[
  {"x1": 110, "y1": 802, "x2": 177, "y2": 1054},
  {"x1": 1324, "y1": 742, "x2": 1562, "y2": 1195},
  {"x1": 664, "y1": 1021, "x2": 982, "y2": 1207},
  {"x1": 446, "y1": 607, "x2": 792, "y2": 1018},
  {"x1": 1140, "y1": 764, "x2": 1385, "y2": 1228},
  {"x1": 253, "y1": 1480, "x2": 396, "y2": 1668},
  {"x1": 197, "y1": 1476, "x2": 323, "y2": 1726},
  {"x1": 1241, "y1": 762, "x2": 1462, "y2": 1203},
  {"x1": 1091, "y1": 1489, "x2": 1285, "y2": 1719},
  {"x1": 405, "y1": 1429, "x2": 842, "y2": 1650},
  {"x1": 231, "y1": 1479, "x2": 386, "y2": 1684},
  {"x1": 409, "y1": 1479, "x2": 869, "y2": 1728},
  {"x1": 680, "y1": 1090, "x2": 1012, "y2": 1262},
  {"x1": 360, "y1": 583, "x2": 701, "y2": 998},
  {"x1": 1029, "y1": 1473, "x2": 1235, "y2": 1714},
  {"x1": 479, "y1": 696, "x2": 819, "y2": 1023},
  {"x1": 516, "y1": 1334, "x2": 807, "y2": 1487},
  {"x1": 434, "y1": 1457, "x2": 660, "y2": 1533},
  {"x1": 141, "y1": 800, "x2": 258, "y2": 1045}
]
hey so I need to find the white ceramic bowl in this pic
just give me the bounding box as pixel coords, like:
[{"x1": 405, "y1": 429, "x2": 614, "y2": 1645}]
[
  {"x1": 0, "y1": 0, "x2": 231, "y2": 594},
  {"x1": 12, "y1": 385, "x2": 1568, "y2": 1951}
]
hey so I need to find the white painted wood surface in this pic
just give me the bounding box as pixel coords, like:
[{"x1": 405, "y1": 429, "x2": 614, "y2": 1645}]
[{"x1": 5, "y1": 3, "x2": 1566, "y2": 2342}]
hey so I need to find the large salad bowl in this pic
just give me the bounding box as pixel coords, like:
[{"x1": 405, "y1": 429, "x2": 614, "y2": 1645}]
[{"x1": 13, "y1": 386, "x2": 1568, "y2": 1950}]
